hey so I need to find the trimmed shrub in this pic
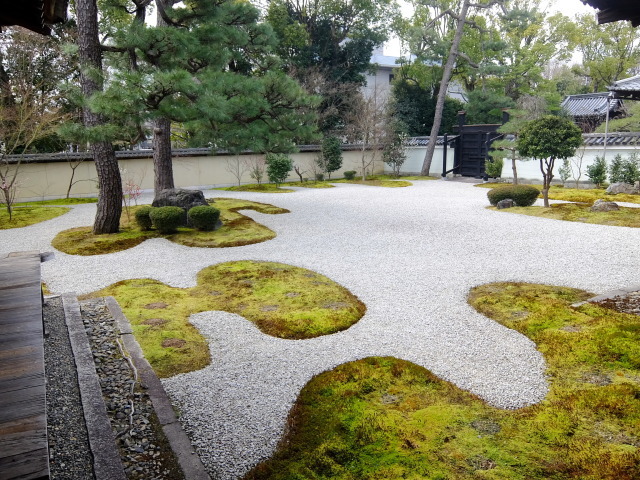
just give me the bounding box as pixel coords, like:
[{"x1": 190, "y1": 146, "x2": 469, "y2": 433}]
[
  {"x1": 149, "y1": 206, "x2": 184, "y2": 234},
  {"x1": 135, "y1": 206, "x2": 154, "y2": 231},
  {"x1": 485, "y1": 158, "x2": 503, "y2": 178},
  {"x1": 586, "y1": 156, "x2": 607, "y2": 188},
  {"x1": 315, "y1": 173, "x2": 324, "y2": 181},
  {"x1": 487, "y1": 185, "x2": 540, "y2": 207},
  {"x1": 266, "y1": 153, "x2": 293, "y2": 187},
  {"x1": 188, "y1": 205, "x2": 220, "y2": 231},
  {"x1": 344, "y1": 170, "x2": 356, "y2": 180}
]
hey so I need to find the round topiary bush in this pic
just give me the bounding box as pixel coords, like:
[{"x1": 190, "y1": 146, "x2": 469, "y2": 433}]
[
  {"x1": 149, "y1": 206, "x2": 184, "y2": 234},
  {"x1": 344, "y1": 170, "x2": 356, "y2": 180},
  {"x1": 187, "y1": 205, "x2": 220, "y2": 231},
  {"x1": 487, "y1": 185, "x2": 540, "y2": 207},
  {"x1": 135, "y1": 206, "x2": 154, "y2": 231}
]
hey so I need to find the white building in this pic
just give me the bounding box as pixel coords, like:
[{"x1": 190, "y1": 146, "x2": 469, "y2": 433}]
[{"x1": 363, "y1": 46, "x2": 467, "y2": 104}]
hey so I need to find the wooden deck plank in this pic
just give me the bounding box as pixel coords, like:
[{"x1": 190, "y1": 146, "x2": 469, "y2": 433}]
[
  {"x1": 0, "y1": 252, "x2": 49, "y2": 479},
  {"x1": 0, "y1": 448, "x2": 50, "y2": 480}
]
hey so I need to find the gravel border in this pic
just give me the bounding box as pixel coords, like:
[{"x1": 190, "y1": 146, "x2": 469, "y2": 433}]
[
  {"x1": 44, "y1": 296, "x2": 94, "y2": 480},
  {"x1": 104, "y1": 296, "x2": 210, "y2": 480},
  {"x1": 4, "y1": 181, "x2": 640, "y2": 478},
  {"x1": 62, "y1": 294, "x2": 127, "y2": 480}
]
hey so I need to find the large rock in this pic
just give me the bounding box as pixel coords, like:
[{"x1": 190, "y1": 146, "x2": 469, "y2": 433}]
[
  {"x1": 605, "y1": 182, "x2": 639, "y2": 195},
  {"x1": 152, "y1": 188, "x2": 210, "y2": 226},
  {"x1": 496, "y1": 199, "x2": 515, "y2": 209},
  {"x1": 590, "y1": 199, "x2": 620, "y2": 212}
]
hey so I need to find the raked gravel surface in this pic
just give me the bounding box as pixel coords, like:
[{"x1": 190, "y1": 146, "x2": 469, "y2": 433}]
[{"x1": 3, "y1": 180, "x2": 640, "y2": 479}]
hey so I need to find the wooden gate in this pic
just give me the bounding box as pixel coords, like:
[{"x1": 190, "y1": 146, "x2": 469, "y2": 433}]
[{"x1": 442, "y1": 111, "x2": 507, "y2": 179}]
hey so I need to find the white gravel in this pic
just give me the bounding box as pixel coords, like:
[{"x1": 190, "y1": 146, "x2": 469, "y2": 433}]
[{"x1": 3, "y1": 180, "x2": 640, "y2": 479}]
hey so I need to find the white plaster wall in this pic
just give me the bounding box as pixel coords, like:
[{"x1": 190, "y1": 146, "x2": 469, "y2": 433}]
[
  {"x1": 11, "y1": 150, "x2": 387, "y2": 202},
  {"x1": 383, "y1": 144, "x2": 640, "y2": 184},
  {"x1": 385, "y1": 145, "x2": 453, "y2": 177},
  {"x1": 497, "y1": 146, "x2": 639, "y2": 185}
]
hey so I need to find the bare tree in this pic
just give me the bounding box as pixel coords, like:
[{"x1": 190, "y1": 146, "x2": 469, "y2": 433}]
[
  {"x1": 225, "y1": 155, "x2": 248, "y2": 186},
  {"x1": 0, "y1": 30, "x2": 66, "y2": 218},
  {"x1": 244, "y1": 155, "x2": 267, "y2": 185},
  {"x1": 65, "y1": 154, "x2": 93, "y2": 199},
  {"x1": 293, "y1": 163, "x2": 306, "y2": 182},
  {"x1": 421, "y1": 0, "x2": 505, "y2": 176},
  {"x1": 346, "y1": 90, "x2": 387, "y2": 181},
  {"x1": 571, "y1": 146, "x2": 586, "y2": 189}
]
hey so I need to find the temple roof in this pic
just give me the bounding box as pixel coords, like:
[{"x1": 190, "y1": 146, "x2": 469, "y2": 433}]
[
  {"x1": 561, "y1": 92, "x2": 623, "y2": 119},
  {"x1": 0, "y1": 0, "x2": 68, "y2": 35},
  {"x1": 609, "y1": 74, "x2": 640, "y2": 100},
  {"x1": 582, "y1": 0, "x2": 640, "y2": 27}
]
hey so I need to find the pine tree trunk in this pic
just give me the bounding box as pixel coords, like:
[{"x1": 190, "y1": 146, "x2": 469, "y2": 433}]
[
  {"x1": 152, "y1": 0, "x2": 175, "y2": 198},
  {"x1": 76, "y1": 0, "x2": 122, "y2": 234},
  {"x1": 152, "y1": 118, "x2": 175, "y2": 195},
  {"x1": 421, "y1": 0, "x2": 471, "y2": 176}
]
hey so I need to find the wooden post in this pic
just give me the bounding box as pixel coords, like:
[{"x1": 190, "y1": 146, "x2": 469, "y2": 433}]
[{"x1": 442, "y1": 134, "x2": 448, "y2": 178}]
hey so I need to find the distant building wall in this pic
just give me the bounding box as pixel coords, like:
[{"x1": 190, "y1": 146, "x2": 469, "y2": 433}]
[
  {"x1": 8, "y1": 147, "x2": 387, "y2": 202},
  {"x1": 384, "y1": 133, "x2": 640, "y2": 184}
]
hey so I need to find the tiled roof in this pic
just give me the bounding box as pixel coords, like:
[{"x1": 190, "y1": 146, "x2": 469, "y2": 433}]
[
  {"x1": 609, "y1": 74, "x2": 640, "y2": 94},
  {"x1": 404, "y1": 136, "x2": 450, "y2": 146},
  {"x1": 581, "y1": 1, "x2": 640, "y2": 27},
  {"x1": 582, "y1": 132, "x2": 640, "y2": 146},
  {"x1": 560, "y1": 93, "x2": 622, "y2": 118},
  {"x1": 0, "y1": 0, "x2": 68, "y2": 35},
  {"x1": 6, "y1": 134, "x2": 640, "y2": 164}
]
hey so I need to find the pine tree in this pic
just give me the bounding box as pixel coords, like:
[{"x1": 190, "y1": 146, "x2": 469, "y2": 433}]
[{"x1": 93, "y1": 0, "x2": 317, "y2": 197}]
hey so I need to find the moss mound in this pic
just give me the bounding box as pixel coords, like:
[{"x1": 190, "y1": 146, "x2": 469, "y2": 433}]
[
  {"x1": 83, "y1": 261, "x2": 366, "y2": 377},
  {"x1": 246, "y1": 283, "x2": 640, "y2": 479},
  {"x1": 52, "y1": 198, "x2": 289, "y2": 255}
]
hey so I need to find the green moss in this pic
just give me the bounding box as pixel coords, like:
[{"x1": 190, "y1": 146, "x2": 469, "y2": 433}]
[
  {"x1": 332, "y1": 177, "x2": 413, "y2": 188},
  {"x1": 217, "y1": 183, "x2": 294, "y2": 193},
  {"x1": 82, "y1": 261, "x2": 365, "y2": 377},
  {"x1": 476, "y1": 184, "x2": 640, "y2": 205},
  {"x1": 246, "y1": 283, "x2": 640, "y2": 480},
  {"x1": 285, "y1": 181, "x2": 335, "y2": 188},
  {"x1": 51, "y1": 198, "x2": 289, "y2": 255},
  {"x1": 367, "y1": 174, "x2": 437, "y2": 181},
  {"x1": 0, "y1": 206, "x2": 70, "y2": 229},
  {"x1": 490, "y1": 203, "x2": 640, "y2": 228},
  {"x1": 15, "y1": 197, "x2": 98, "y2": 206}
]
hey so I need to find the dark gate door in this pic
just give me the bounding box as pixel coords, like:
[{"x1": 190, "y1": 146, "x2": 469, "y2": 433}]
[{"x1": 451, "y1": 112, "x2": 505, "y2": 178}]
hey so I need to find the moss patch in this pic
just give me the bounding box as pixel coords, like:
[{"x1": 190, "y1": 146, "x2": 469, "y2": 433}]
[
  {"x1": 15, "y1": 197, "x2": 98, "y2": 206},
  {"x1": 51, "y1": 198, "x2": 288, "y2": 255},
  {"x1": 83, "y1": 261, "x2": 366, "y2": 377},
  {"x1": 285, "y1": 181, "x2": 335, "y2": 188},
  {"x1": 332, "y1": 177, "x2": 412, "y2": 188},
  {"x1": 217, "y1": 183, "x2": 294, "y2": 193},
  {"x1": 246, "y1": 283, "x2": 640, "y2": 480},
  {"x1": 490, "y1": 203, "x2": 640, "y2": 228},
  {"x1": 0, "y1": 206, "x2": 70, "y2": 229},
  {"x1": 477, "y1": 184, "x2": 640, "y2": 205}
]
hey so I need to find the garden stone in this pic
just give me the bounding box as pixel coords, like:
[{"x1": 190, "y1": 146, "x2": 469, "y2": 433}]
[
  {"x1": 590, "y1": 199, "x2": 619, "y2": 212},
  {"x1": 152, "y1": 188, "x2": 209, "y2": 226},
  {"x1": 496, "y1": 199, "x2": 515, "y2": 209},
  {"x1": 605, "y1": 182, "x2": 639, "y2": 195}
]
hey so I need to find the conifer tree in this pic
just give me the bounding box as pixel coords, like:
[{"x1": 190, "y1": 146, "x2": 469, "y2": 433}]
[
  {"x1": 76, "y1": 0, "x2": 123, "y2": 234},
  {"x1": 92, "y1": 0, "x2": 317, "y2": 200}
]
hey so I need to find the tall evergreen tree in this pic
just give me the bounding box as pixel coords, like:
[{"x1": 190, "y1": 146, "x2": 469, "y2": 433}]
[
  {"x1": 76, "y1": 0, "x2": 123, "y2": 234},
  {"x1": 92, "y1": 0, "x2": 317, "y2": 197},
  {"x1": 266, "y1": 0, "x2": 398, "y2": 133}
]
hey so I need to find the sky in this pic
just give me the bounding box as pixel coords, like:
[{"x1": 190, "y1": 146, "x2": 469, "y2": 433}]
[{"x1": 384, "y1": 0, "x2": 597, "y2": 56}]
